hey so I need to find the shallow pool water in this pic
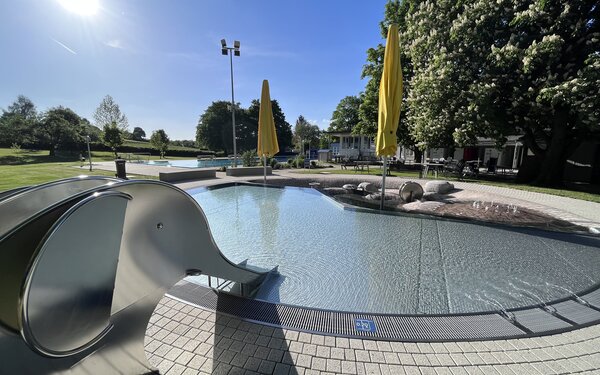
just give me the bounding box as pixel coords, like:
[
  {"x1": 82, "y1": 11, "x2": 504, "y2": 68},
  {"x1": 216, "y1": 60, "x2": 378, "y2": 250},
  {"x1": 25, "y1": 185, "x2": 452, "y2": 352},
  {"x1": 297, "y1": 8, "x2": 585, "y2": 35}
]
[
  {"x1": 187, "y1": 184, "x2": 600, "y2": 315},
  {"x1": 146, "y1": 157, "x2": 288, "y2": 169}
]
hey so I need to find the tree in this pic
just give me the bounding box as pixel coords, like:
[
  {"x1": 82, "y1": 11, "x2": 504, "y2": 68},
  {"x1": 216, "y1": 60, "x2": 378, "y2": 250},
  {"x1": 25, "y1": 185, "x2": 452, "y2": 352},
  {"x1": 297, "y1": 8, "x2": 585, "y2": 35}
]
[
  {"x1": 196, "y1": 101, "x2": 244, "y2": 154},
  {"x1": 0, "y1": 95, "x2": 38, "y2": 147},
  {"x1": 150, "y1": 129, "x2": 170, "y2": 158},
  {"x1": 0, "y1": 112, "x2": 34, "y2": 147},
  {"x1": 328, "y1": 96, "x2": 362, "y2": 133},
  {"x1": 93, "y1": 95, "x2": 129, "y2": 131},
  {"x1": 6, "y1": 95, "x2": 37, "y2": 120},
  {"x1": 244, "y1": 99, "x2": 293, "y2": 152},
  {"x1": 293, "y1": 116, "x2": 320, "y2": 151},
  {"x1": 171, "y1": 139, "x2": 197, "y2": 148},
  {"x1": 103, "y1": 122, "x2": 123, "y2": 158},
  {"x1": 366, "y1": 0, "x2": 599, "y2": 186},
  {"x1": 196, "y1": 99, "x2": 293, "y2": 154},
  {"x1": 397, "y1": 0, "x2": 600, "y2": 185},
  {"x1": 132, "y1": 127, "x2": 146, "y2": 141},
  {"x1": 38, "y1": 107, "x2": 83, "y2": 156},
  {"x1": 81, "y1": 119, "x2": 102, "y2": 142},
  {"x1": 319, "y1": 133, "x2": 332, "y2": 149}
]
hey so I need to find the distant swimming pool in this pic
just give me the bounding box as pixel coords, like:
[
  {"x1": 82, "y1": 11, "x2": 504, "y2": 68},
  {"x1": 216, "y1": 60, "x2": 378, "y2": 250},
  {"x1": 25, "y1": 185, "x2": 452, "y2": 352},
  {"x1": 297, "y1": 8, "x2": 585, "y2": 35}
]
[
  {"x1": 146, "y1": 156, "x2": 290, "y2": 169},
  {"x1": 186, "y1": 184, "x2": 600, "y2": 315}
]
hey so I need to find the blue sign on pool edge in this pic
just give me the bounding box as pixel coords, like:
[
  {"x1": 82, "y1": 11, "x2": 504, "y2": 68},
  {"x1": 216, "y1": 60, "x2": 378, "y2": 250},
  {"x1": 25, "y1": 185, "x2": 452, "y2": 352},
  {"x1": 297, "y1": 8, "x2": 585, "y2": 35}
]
[{"x1": 355, "y1": 318, "x2": 376, "y2": 333}]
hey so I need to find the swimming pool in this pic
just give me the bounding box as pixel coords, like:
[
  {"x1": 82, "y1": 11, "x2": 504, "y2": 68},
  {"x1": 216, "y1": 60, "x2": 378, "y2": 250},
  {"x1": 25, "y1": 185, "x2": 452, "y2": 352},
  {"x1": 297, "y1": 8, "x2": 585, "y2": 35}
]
[
  {"x1": 146, "y1": 156, "x2": 290, "y2": 169},
  {"x1": 186, "y1": 184, "x2": 600, "y2": 315}
]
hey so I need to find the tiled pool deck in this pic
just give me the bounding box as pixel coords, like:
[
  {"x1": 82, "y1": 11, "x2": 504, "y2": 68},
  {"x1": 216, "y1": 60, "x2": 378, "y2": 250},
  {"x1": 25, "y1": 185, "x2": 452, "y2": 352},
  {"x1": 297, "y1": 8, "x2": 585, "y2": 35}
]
[
  {"x1": 87, "y1": 163, "x2": 600, "y2": 373},
  {"x1": 145, "y1": 296, "x2": 600, "y2": 374}
]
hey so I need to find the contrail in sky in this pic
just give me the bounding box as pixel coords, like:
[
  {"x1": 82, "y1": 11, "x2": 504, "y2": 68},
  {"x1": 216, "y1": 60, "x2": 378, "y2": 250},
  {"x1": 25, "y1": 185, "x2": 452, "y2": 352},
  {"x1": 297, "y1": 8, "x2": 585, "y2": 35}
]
[{"x1": 52, "y1": 38, "x2": 77, "y2": 55}]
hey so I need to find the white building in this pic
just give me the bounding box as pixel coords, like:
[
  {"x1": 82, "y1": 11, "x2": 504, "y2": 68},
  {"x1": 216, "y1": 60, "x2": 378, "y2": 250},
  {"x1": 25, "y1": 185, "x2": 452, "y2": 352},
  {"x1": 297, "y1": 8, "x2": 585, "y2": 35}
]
[
  {"x1": 327, "y1": 132, "x2": 375, "y2": 159},
  {"x1": 398, "y1": 135, "x2": 525, "y2": 169}
]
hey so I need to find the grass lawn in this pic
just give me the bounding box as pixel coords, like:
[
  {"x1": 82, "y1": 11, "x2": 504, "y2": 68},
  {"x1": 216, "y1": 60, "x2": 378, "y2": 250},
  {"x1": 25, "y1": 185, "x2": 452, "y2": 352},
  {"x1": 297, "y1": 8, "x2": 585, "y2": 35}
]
[
  {"x1": 0, "y1": 148, "x2": 169, "y2": 192},
  {"x1": 123, "y1": 139, "x2": 205, "y2": 152},
  {"x1": 297, "y1": 166, "x2": 600, "y2": 203}
]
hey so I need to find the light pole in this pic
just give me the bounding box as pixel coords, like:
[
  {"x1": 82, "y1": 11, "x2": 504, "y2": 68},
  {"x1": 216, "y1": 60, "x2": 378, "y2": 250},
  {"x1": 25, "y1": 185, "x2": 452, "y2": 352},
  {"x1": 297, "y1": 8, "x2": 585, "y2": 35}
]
[
  {"x1": 86, "y1": 135, "x2": 93, "y2": 172},
  {"x1": 221, "y1": 39, "x2": 240, "y2": 167}
]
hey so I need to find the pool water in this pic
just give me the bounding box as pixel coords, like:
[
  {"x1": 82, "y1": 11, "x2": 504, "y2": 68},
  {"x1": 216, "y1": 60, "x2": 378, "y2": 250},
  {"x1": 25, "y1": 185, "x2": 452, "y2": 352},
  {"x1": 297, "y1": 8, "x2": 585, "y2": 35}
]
[
  {"x1": 187, "y1": 184, "x2": 600, "y2": 315},
  {"x1": 147, "y1": 156, "x2": 289, "y2": 169}
]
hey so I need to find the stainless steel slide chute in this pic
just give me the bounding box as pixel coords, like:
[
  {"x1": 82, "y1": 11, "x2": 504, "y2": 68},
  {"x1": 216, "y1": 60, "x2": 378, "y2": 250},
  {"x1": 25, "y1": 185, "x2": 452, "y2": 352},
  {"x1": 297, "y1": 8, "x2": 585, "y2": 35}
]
[{"x1": 0, "y1": 178, "x2": 274, "y2": 374}]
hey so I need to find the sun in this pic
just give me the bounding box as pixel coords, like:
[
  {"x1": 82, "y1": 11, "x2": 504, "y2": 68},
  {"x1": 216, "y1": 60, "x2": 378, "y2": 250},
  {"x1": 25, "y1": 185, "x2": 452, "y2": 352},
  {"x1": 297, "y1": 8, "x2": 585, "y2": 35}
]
[{"x1": 57, "y1": 0, "x2": 99, "y2": 16}]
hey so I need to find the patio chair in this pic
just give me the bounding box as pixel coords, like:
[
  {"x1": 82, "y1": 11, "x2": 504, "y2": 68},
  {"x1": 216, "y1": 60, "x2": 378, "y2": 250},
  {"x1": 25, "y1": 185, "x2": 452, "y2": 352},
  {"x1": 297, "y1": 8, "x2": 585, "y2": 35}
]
[
  {"x1": 486, "y1": 157, "x2": 498, "y2": 174},
  {"x1": 443, "y1": 159, "x2": 467, "y2": 180}
]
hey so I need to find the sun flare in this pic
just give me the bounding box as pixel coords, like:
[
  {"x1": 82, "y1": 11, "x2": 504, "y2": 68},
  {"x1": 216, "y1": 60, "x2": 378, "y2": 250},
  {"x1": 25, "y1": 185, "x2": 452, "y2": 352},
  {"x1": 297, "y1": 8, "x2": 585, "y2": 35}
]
[{"x1": 57, "y1": 0, "x2": 99, "y2": 16}]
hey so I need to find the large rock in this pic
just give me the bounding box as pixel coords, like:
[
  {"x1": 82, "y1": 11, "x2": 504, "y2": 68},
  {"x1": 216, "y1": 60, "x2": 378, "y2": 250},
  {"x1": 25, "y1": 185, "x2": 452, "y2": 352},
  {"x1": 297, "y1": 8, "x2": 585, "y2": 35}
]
[
  {"x1": 424, "y1": 180, "x2": 454, "y2": 194},
  {"x1": 342, "y1": 184, "x2": 356, "y2": 191},
  {"x1": 357, "y1": 182, "x2": 378, "y2": 193}
]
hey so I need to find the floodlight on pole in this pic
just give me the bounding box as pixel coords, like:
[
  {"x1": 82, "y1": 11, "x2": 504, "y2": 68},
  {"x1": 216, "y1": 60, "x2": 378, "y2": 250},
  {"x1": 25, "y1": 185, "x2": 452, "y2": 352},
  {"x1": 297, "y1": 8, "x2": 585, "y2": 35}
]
[{"x1": 221, "y1": 38, "x2": 241, "y2": 167}]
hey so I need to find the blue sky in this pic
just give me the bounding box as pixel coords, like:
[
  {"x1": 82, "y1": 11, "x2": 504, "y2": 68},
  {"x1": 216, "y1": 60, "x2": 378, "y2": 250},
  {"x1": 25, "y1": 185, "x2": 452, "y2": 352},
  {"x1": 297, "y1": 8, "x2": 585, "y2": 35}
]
[{"x1": 0, "y1": 0, "x2": 387, "y2": 139}]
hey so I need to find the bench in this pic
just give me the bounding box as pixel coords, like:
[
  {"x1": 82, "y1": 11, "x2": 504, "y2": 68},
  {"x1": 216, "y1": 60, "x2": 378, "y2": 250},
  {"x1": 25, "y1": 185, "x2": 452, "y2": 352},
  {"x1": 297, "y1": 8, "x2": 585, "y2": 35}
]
[
  {"x1": 226, "y1": 166, "x2": 272, "y2": 177},
  {"x1": 159, "y1": 168, "x2": 217, "y2": 182}
]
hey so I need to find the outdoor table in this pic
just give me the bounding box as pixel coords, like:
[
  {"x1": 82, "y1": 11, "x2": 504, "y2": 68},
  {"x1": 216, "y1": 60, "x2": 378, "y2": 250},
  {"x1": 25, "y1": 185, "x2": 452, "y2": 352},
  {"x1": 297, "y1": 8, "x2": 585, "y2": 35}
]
[
  {"x1": 419, "y1": 163, "x2": 445, "y2": 179},
  {"x1": 354, "y1": 161, "x2": 370, "y2": 173}
]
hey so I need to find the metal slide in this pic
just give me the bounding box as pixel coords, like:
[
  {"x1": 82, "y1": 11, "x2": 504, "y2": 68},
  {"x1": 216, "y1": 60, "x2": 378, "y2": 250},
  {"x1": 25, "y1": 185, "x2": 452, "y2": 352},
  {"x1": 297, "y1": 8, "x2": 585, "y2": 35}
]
[{"x1": 0, "y1": 178, "x2": 273, "y2": 374}]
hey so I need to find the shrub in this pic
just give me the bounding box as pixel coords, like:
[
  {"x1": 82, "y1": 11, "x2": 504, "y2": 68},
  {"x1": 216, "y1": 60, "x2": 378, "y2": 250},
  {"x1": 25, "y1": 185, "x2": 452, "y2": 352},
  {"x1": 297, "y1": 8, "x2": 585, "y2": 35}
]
[
  {"x1": 10, "y1": 143, "x2": 21, "y2": 153},
  {"x1": 241, "y1": 150, "x2": 257, "y2": 167},
  {"x1": 310, "y1": 160, "x2": 318, "y2": 168},
  {"x1": 294, "y1": 157, "x2": 305, "y2": 168},
  {"x1": 270, "y1": 158, "x2": 278, "y2": 168},
  {"x1": 287, "y1": 158, "x2": 294, "y2": 165},
  {"x1": 217, "y1": 166, "x2": 226, "y2": 172}
]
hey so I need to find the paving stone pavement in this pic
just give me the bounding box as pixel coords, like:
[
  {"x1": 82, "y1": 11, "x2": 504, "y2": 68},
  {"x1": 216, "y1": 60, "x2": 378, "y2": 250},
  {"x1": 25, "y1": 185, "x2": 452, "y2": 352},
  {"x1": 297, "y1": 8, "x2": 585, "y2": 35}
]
[{"x1": 145, "y1": 296, "x2": 600, "y2": 375}]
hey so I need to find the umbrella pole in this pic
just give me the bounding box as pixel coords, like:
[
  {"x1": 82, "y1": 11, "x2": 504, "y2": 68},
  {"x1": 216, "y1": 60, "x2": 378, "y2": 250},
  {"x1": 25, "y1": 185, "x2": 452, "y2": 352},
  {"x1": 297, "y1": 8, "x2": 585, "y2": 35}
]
[
  {"x1": 380, "y1": 156, "x2": 388, "y2": 210},
  {"x1": 263, "y1": 155, "x2": 267, "y2": 185}
]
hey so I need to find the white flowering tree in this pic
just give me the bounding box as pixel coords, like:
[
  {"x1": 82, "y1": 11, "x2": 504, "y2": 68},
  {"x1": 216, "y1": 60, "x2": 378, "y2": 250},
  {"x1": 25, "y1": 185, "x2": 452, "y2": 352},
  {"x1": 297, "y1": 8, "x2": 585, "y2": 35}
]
[
  {"x1": 364, "y1": 0, "x2": 599, "y2": 186},
  {"x1": 447, "y1": 0, "x2": 600, "y2": 185}
]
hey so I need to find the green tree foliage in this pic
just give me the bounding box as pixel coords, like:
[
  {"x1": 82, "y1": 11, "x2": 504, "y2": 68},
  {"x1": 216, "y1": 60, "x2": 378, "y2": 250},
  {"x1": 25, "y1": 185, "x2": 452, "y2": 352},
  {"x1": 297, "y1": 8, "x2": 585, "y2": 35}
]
[
  {"x1": 365, "y1": 0, "x2": 599, "y2": 186},
  {"x1": 81, "y1": 118, "x2": 102, "y2": 143},
  {"x1": 241, "y1": 149, "x2": 257, "y2": 167},
  {"x1": 38, "y1": 107, "x2": 83, "y2": 156},
  {"x1": 293, "y1": 116, "x2": 321, "y2": 151},
  {"x1": 171, "y1": 139, "x2": 197, "y2": 148},
  {"x1": 7, "y1": 95, "x2": 37, "y2": 120},
  {"x1": 150, "y1": 129, "x2": 170, "y2": 158},
  {"x1": 196, "y1": 100, "x2": 293, "y2": 154},
  {"x1": 0, "y1": 112, "x2": 34, "y2": 147},
  {"x1": 103, "y1": 122, "x2": 123, "y2": 158},
  {"x1": 244, "y1": 99, "x2": 293, "y2": 152},
  {"x1": 196, "y1": 101, "x2": 243, "y2": 154},
  {"x1": 319, "y1": 133, "x2": 332, "y2": 149},
  {"x1": 328, "y1": 96, "x2": 362, "y2": 133},
  {"x1": 0, "y1": 95, "x2": 38, "y2": 147},
  {"x1": 132, "y1": 126, "x2": 146, "y2": 141},
  {"x1": 93, "y1": 95, "x2": 129, "y2": 131}
]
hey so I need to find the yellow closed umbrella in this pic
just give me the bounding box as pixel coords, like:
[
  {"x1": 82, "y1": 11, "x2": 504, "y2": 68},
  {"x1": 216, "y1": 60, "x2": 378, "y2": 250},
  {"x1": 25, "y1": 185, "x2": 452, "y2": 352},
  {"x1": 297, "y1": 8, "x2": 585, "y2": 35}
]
[
  {"x1": 257, "y1": 79, "x2": 279, "y2": 184},
  {"x1": 376, "y1": 24, "x2": 403, "y2": 209}
]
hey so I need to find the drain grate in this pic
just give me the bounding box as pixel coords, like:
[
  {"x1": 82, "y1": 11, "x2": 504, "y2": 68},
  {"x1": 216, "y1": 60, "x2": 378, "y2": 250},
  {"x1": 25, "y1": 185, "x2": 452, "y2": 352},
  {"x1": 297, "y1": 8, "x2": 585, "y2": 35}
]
[{"x1": 166, "y1": 281, "x2": 600, "y2": 341}]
